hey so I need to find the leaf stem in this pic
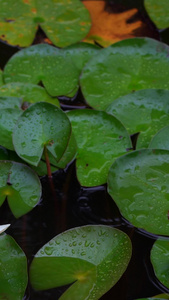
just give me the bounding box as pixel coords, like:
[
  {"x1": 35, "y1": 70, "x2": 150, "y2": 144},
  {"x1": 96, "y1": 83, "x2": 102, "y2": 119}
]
[{"x1": 44, "y1": 146, "x2": 52, "y2": 179}]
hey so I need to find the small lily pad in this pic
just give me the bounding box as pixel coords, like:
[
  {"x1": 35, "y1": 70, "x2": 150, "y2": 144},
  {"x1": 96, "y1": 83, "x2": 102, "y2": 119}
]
[
  {"x1": 0, "y1": 0, "x2": 91, "y2": 47},
  {"x1": 0, "y1": 82, "x2": 59, "y2": 107},
  {"x1": 144, "y1": 0, "x2": 169, "y2": 29},
  {"x1": 0, "y1": 161, "x2": 41, "y2": 218},
  {"x1": 0, "y1": 224, "x2": 10, "y2": 233},
  {"x1": 0, "y1": 107, "x2": 22, "y2": 150},
  {"x1": 80, "y1": 38, "x2": 169, "y2": 110},
  {"x1": 106, "y1": 89, "x2": 169, "y2": 148},
  {"x1": 68, "y1": 109, "x2": 132, "y2": 187},
  {"x1": 30, "y1": 225, "x2": 132, "y2": 300},
  {"x1": 13, "y1": 102, "x2": 71, "y2": 166},
  {"x1": 151, "y1": 239, "x2": 169, "y2": 289},
  {"x1": 0, "y1": 233, "x2": 27, "y2": 300},
  {"x1": 108, "y1": 149, "x2": 169, "y2": 236},
  {"x1": 149, "y1": 125, "x2": 169, "y2": 150}
]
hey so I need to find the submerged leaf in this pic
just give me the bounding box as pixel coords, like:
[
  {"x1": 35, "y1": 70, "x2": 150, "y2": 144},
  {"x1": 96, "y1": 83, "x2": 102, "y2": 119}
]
[
  {"x1": 0, "y1": 82, "x2": 59, "y2": 107},
  {"x1": 0, "y1": 234, "x2": 27, "y2": 300},
  {"x1": 0, "y1": 161, "x2": 41, "y2": 218},
  {"x1": 80, "y1": 38, "x2": 169, "y2": 110},
  {"x1": 30, "y1": 225, "x2": 132, "y2": 300},
  {"x1": 108, "y1": 149, "x2": 169, "y2": 236},
  {"x1": 106, "y1": 89, "x2": 169, "y2": 148},
  {"x1": 144, "y1": 0, "x2": 169, "y2": 29},
  {"x1": 151, "y1": 239, "x2": 169, "y2": 289},
  {"x1": 13, "y1": 102, "x2": 71, "y2": 166},
  {"x1": 68, "y1": 109, "x2": 132, "y2": 187},
  {"x1": 0, "y1": 0, "x2": 91, "y2": 47}
]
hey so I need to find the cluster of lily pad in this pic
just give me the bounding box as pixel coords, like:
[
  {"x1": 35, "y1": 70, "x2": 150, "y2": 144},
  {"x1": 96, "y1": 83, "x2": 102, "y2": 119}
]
[{"x1": 1, "y1": 0, "x2": 169, "y2": 299}]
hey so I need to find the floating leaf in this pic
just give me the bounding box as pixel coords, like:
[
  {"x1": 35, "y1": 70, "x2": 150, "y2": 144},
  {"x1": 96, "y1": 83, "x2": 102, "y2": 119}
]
[
  {"x1": 108, "y1": 149, "x2": 169, "y2": 236},
  {"x1": 0, "y1": 224, "x2": 10, "y2": 233},
  {"x1": 106, "y1": 89, "x2": 169, "y2": 148},
  {"x1": 0, "y1": 107, "x2": 22, "y2": 150},
  {"x1": 4, "y1": 43, "x2": 100, "y2": 98},
  {"x1": 144, "y1": 0, "x2": 169, "y2": 29},
  {"x1": 83, "y1": 1, "x2": 146, "y2": 47},
  {"x1": 149, "y1": 126, "x2": 169, "y2": 150},
  {"x1": 151, "y1": 239, "x2": 169, "y2": 290},
  {"x1": 0, "y1": 95, "x2": 22, "y2": 109},
  {"x1": 80, "y1": 38, "x2": 169, "y2": 110},
  {"x1": 13, "y1": 102, "x2": 71, "y2": 166},
  {"x1": 0, "y1": 0, "x2": 91, "y2": 47},
  {"x1": 0, "y1": 69, "x2": 3, "y2": 86},
  {"x1": 0, "y1": 145, "x2": 9, "y2": 160},
  {"x1": 0, "y1": 233, "x2": 27, "y2": 300},
  {"x1": 0, "y1": 82, "x2": 59, "y2": 106},
  {"x1": 68, "y1": 109, "x2": 132, "y2": 187},
  {"x1": 30, "y1": 225, "x2": 132, "y2": 300},
  {"x1": 0, "y1": 161, "x2": 41, "y2": 218}
]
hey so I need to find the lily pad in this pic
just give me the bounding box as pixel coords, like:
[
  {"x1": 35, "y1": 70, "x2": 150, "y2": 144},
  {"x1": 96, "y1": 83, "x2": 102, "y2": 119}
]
[
  {"x1": 0, "y1": 233, "x2": 27, "y2": 300},
  {"x1": 0, "y1": 160, "x2": 41, "y2": 218},
  {"x1": 106, "y1": 89, "x2": 169, "y2": 149},
  {"x1": 108, "y1": 149, "x2": 169, "y2": 236},
  {"x1": 149, "y1": 126, "x2": 169, "y2": 150},
  {"x1": 0, "y1": 69, "x2": 3, "y2": 86},
  {"x1": 0, "y1": 82, "x2": 59, "y2": 107},
  {"x1": 144, "y1": 0, "x2": 169, "y2": 29},
  {"x1": 30, "y1": 225, "x2": 132, "y2": 300},
  {"x1": 0, "y1": 0, "x2": 91, "y2": 47},
  {"x1": 80, "y1": 38, "x2": 169, "y2": 110},
  {"x1": 13, "y1": 102, "x2": 71, "y2": 166},
  {"x1": 4, "y1": 43, "x2": 100, "y2": 98},
  {"x1": 0, "y1": 95, "x2": 22, "y2": 109},
  {"x1": 151, "y1": 239, "x2": 169, "y2": 289},
  {"x1": 0, "y1": 107, "x2": 22, "y2": 150},
  {"x1": 67, "y1": 109, "x2": 132, "y2": 187}
]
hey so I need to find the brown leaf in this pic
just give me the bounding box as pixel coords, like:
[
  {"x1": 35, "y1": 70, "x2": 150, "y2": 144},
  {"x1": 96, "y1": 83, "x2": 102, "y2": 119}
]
[{"x1": 82, "y1": 0, "x2": 156, "y2": 47}]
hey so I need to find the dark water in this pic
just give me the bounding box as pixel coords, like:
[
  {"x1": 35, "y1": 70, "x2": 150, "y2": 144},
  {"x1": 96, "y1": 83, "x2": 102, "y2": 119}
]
[{"x1": 0, "y1": 0, "x2": 169, "y2": 299}]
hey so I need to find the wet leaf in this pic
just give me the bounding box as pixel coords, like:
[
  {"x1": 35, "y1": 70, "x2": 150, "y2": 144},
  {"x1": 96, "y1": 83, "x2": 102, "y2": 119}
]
[
  {"x1": 0, "y1": 107, "x2": 22, "y2": 150},
  {"x1": 0, "y1": 0, "x2": 91, "y2": 47},
  {"x1": 0, "y1": 82, "x2": 59, "y2": 107},
  {"x1": 13, "y1": 102, "x2": 71, "y2": 166},
  {"x1": 149, "y1": 126, "x2": 169, "y2": 150},
  {"x1": 0, "y1": 95, "x2": 22, "y2": 109},
  {"x1": 144, "y1": 0, "x2": 169, "y2": 29},
  {"x1": 108, "y1": 149, "x2": 169, "y2": 236},
  {"x1": 106, "y1": 89, "x2": 169, "y2": 149},
  {"x1": 4, "y1": 43, "x2": 99, "y2": 98},
  {"x1": 0, "y1": 69, "x2": 3, "y2": 86},
  {"x1": 0, "y1": 224, "x2": 10, "y2": 233},
  {"x1": 68, "y1": 109, "x2": 132, "y2": 187},
  {"x1": 0, "y1": 161, "x2": 41, "y2": 218},
  {"x1": 83, "y1": 1, "x2": 145, "y2": 47},
  {"x1": 30, "y1": 225, "x2": 132, "y2": 300},
  {"x1": 0, "y1": 233, "x2": 27, "y2": 300},
  {"x1": 151, "y1": 239, "x2": 169, "y2": 289},
  {"x1": 80, "y1": 38, "x2": 169, "y2": 110}
]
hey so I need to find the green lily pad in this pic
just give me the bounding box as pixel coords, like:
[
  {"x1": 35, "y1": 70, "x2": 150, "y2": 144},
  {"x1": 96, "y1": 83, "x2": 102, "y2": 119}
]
[
  {"x1": 144, "y1": 0, "x2": 169, "y2": 29},
  {"x1": 80, "y1": 38, "x2": 169, "y2": 110},
  {"x1": 0, "y1": 69, "x2": 3, "y2": 86},
  {"x1": 0, "y1": 233, "x2": 27, "y2": 300},
  {"x1": 4, "y1": 43, "x2": 100, "y2": 98},
  {"x1": 149, "y1": 125, "x2": 169, "y2": 150},
  {"x1": 0, "y1": 160, "x2": 41, "y2": 218},
  {"x1": 106, "y1": 89, "x2": 169, "y2": 149},
  {"x1": 0, "y1": 107, "x2": 22, "y2": 150},
  {"x1": 0, "y1": 82, "x2": 59, "y2": 107},
  {"x1": 30, "y1": 225, "x2": 132, "y2": 300},
  {"x1": 108, "y1": 149, "x2": 169, "y2": 236},
  {"x1": 151, "y1": 239, "x2": 169, "y2": 290},
  {"x1": 0, "y1": 95, "x2": 22, "y2": 109},
  {"x1": 67, "y1": 109, "x2": 132, "y2": 187},
  {"x1": 0, "y1": 0, "x2": 91, "y2": 47},
  {"x1": 13, "y1": 102, "x2": 71, "y2": 166}
]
